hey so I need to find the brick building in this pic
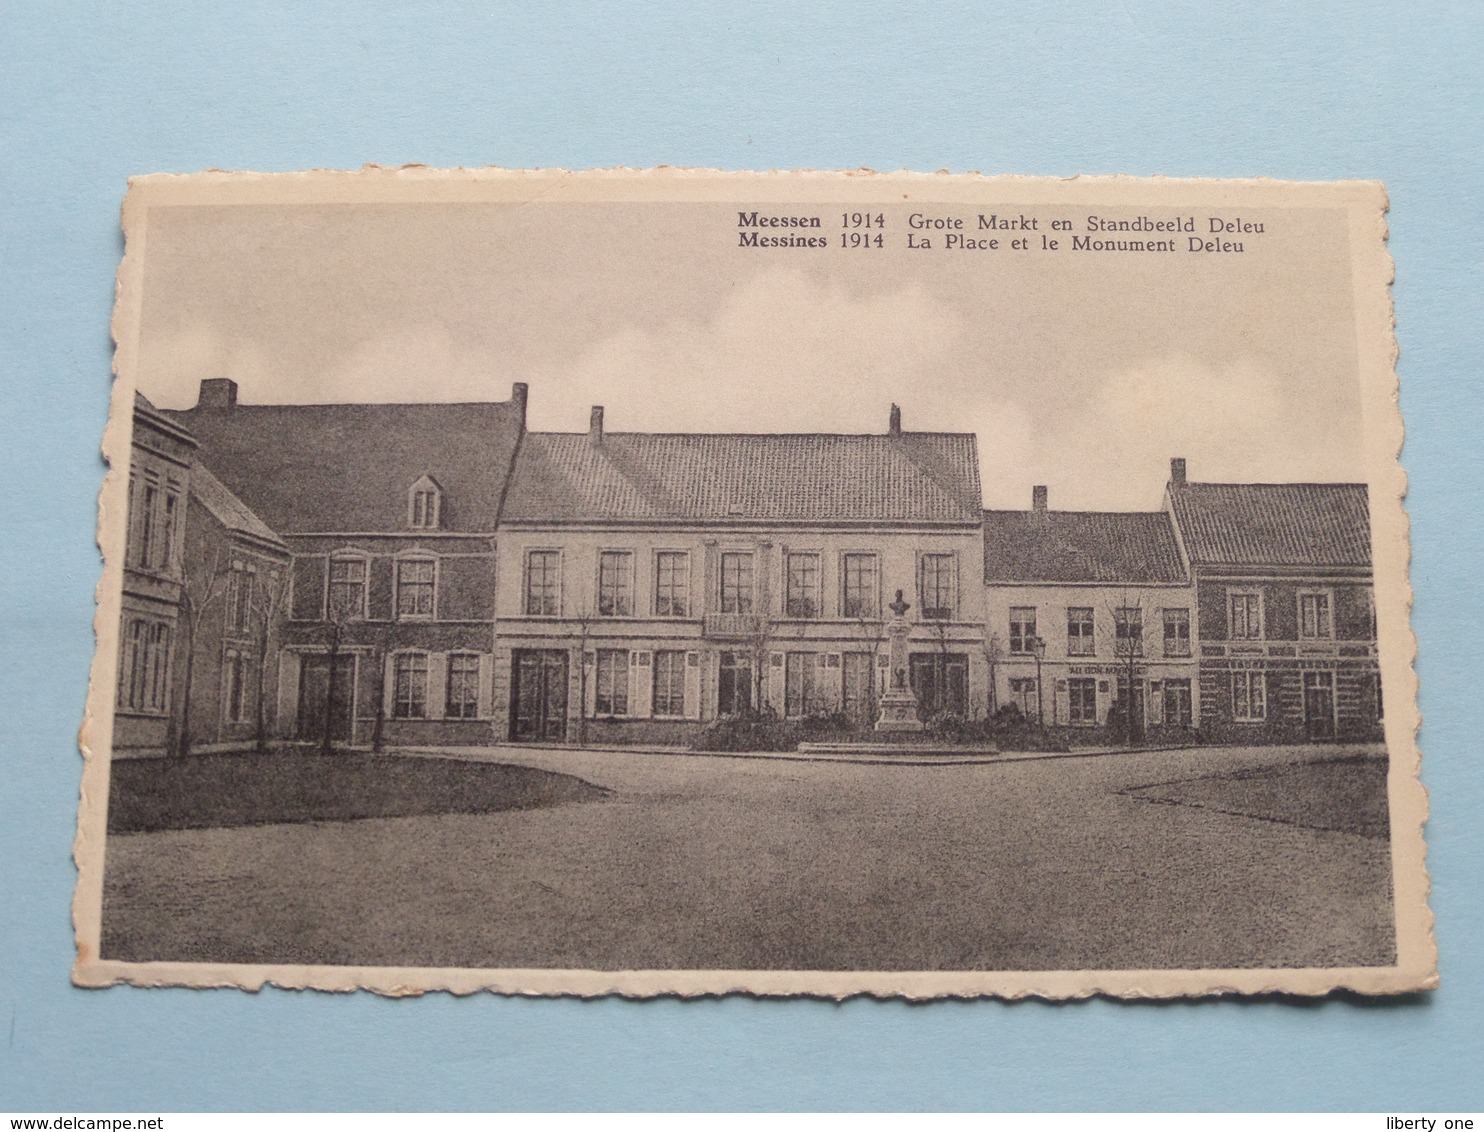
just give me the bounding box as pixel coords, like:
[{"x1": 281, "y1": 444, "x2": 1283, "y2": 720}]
[
  {"x1": 1164, "y1": 458, "x2": 1382, "y2": 743},
  {"x1": 114, "y1": 395, "x2": 197, "y2": 755},
  {"x1": 165, "y1": 378, "x2": 524, "y2": 748}
]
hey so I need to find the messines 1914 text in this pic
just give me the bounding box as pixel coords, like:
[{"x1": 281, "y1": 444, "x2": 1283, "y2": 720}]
[{"x1": 735, "y1": 210, "x2": 1267, "y2": 254}]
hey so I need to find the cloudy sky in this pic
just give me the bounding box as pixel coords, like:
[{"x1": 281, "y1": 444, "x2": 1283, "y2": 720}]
[{"x1": 134, "y1": 199, "x2": 1366, "y2": 510}]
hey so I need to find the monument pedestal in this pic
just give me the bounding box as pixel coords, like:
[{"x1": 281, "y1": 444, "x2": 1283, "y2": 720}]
[{"x1": 875, "y1": 688, "x2": 924, "y2": 732}]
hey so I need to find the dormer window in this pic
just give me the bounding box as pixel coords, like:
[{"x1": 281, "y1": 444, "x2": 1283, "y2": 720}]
[{"x1": 408, "y1": 475, "x2": 442, "y2": 529}]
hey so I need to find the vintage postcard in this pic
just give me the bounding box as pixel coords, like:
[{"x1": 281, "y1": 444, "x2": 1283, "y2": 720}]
[{"x1": 75, "y1": 167, "x2": 1432, "y2": 998}]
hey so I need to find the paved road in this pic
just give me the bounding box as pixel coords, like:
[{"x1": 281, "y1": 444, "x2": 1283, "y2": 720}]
[{"x1": 102, "y1": 743, "x2": 1395, "y2": 972}]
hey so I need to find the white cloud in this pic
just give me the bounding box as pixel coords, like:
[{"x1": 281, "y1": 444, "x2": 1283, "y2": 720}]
[
  {"x1": 981, "y1": 356, "x2": 1365, "y2": 510},
  {"x1": 521, "y1": 266, "x2": 968, "y2": 434}
]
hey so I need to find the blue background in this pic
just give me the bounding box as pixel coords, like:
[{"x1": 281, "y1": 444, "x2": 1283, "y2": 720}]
[{"x1": 2, "y1": 1, "x2": 1480, "y2": 1111}]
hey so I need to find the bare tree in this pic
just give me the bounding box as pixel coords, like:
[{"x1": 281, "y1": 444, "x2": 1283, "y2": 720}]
[
  {"x1": 173, "y1": 544, "x2": 230, "y2": 757},
  {"x1": 743, "y1": 612, "x2": 776, "y2": 715},
  {"x1": 853, "y1": 613, "x2": 887, "y2": 727},
  {"x1": 982, "y1": 632, "x2": 1004, "y2": 719},
  {"x1": 1105, "y1": 589, "x2": 1148, "y2": 747},
  {"x1": 318, "y1": 582, "x2": 362, "y2": 754},
  {"x1": 249, "y1": 564, "x2": 291, "y2": 752},
  {"x1": 367, "y1": 617, "x2": 397, "y2": 754},
  {"x1": 923, "y1": 614, "x2": 958, "y2": 722},
  {"x1": 570, "y1": 602, "x2": 594, "y2": 747}
]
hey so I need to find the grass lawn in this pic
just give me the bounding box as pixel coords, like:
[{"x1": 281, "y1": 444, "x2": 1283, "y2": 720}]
[
  {"x1": 1119, "y1": 753, "x2": 1389, "y2": 839},
  {"x1": 106, "y1": 750, "x2": 609, "y2": 834}
]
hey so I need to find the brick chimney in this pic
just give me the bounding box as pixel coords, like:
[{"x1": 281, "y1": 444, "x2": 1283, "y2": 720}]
[
  {"x1": 1170, "y1": 457, "x2": 1187, "y2": 487},
  {"x1": 1032, "y1": 485, "x2": 1048, "y2": 513},
  {"x1": 510, "y1": 382, "x2": 529, "y2": 430},
  {"x1": 589, "y1": 405, "x2": 604, "y2": 446},
  {"x1": 888, "y1": 403, "x2": 902, "y2": 436},
  {"x1": 198, "y1": 378, "x2": 237, "y2": 410}
]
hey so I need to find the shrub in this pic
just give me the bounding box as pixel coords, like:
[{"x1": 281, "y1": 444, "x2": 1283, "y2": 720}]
[
  {"x1": 795, "y1": 711, "x2": 855, "y2": 741},
  {"x1": 693, "y1": 709, "x2": 800, "y2": 752}
]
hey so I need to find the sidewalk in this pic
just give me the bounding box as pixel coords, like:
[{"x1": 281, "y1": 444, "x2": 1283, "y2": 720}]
[{"x1": 396, "y1": 739, "x2": 1205, "y2": 769}]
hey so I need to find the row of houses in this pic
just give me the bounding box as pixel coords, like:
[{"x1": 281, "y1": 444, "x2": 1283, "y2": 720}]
[{"x1": 113, "y1": 379, "x2": 1383, "y2": 756}]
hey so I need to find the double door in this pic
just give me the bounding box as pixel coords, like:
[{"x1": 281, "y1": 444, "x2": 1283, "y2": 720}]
[
  {"x1": 511, "y1": 648, "x2": 570, "y2": 742},
  {"x1": 296, "y1": 654, "x2": 355, "y2": 744}
]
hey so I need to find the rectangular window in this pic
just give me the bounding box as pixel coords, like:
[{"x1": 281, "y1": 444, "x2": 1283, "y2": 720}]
[
  {"x1": 396, "y1": 558, "x2": 436, "y2": 619},
  {"x1": 226, "y1": 567, "x2": 256, "y2": 635},
  {"x1": 160, "y1": 487, "x2": 179, "y2": 570},
  {"x1": 718, "y1": 651, "x2": 754, "y2": 715},
  {"x1": 1229, "y1": 590, "x2": 1263, "y2": 640},
  {"x1": 136, "y1": 476, "x2": 158, "y2": 569},
  {"x1": 393, "y1": 653, "x2": 429, "y2": 719},
  {"x1": 410, "y1": 487, "x2": 439, "y2": 529},
  {"x1": 720, "y1": 551, "x2": 754, "y2": 615},
  {"x1": 594, "y1": 648, "x2": 630, "y2": 715},
  {"x1": 1068, "y1": 677, "x2": 1098, "y2": 725},
  {"x1": 1009, "y1": 607, "x2": 1038, "y2": 654},
  {"x1": 1298, "y1": 591, "x2": 1333, "y2": 640},
  {"x1": 1114, "y1": 607, "x2": 1144, "y2": 656},
  {"x1": 446, "y1": 653, "x2": 481, "y2": 719},
  {"x1": 119, "y1": 618, "x2": 172, "y2": 713},
  {"x1": 841, "y1": 553, "x2": 879, "y2": 619},
  {"x1": 785, "y1": 652, "x2": 816, "y2": 718},
  {"x1": 327, "y1": 557, "x2": 367, "y2": 620},
  {"x1": 1231, "y1": 670, "x2": 1267, "y2": 721},
  {"x1": 524, "y1": 550, "x2": 560, "y2": 616},
  {"x1": 785, "y1": 552, "x2": 821, "y2": 618},
  {"x1": 1162, "y1": 678, "x2": 1193, "y2": 727},
  {"x1": 1066, "y1": 607, "x2": 1095, "y2": 656},
  {"x1": 919, "y1": 553, "x2": 957, "y2": 619},
  {"x1": 597, "y1": 550, "x2": 633, "y2": 616},
  {"x1": 652, "y1": 650, "x2": 686, "y2": 716},
  {"x1": 1163, "y1": 608, "x2": 1191, "y2": 657},
  {"x1": 654, "y1": 551, "x2": 690, "y2": 617}
]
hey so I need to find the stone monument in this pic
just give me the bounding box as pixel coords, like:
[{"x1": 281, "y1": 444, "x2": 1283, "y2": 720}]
[{"x1": 875, "y1": 588, "x2": 924, "y2": 732}]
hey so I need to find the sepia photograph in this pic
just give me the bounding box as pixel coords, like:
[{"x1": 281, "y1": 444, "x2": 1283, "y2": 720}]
[{"x1": 75, "y1": 168, "x2": 1431, "y2": 998}]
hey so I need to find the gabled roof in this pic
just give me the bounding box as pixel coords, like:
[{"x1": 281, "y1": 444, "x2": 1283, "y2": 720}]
[
  {"x1": 502, "y1": 432, "x2": 983, "y2": 524},
  {"x1": 1168, "y1": 482, "x2": 1371, "y2": 568},
  {"x1": 983, "y1": 509, "x2": 1187, "y2": 584},
  {"x1": 189, "y1": 464, "x2": 289, "y2": 553},
  {"x1": 133, "y1": 391, "x2": 198, "y2": 451},
  {"x1": 165, "y1": 399, "x2": 523, "y2": 534}
]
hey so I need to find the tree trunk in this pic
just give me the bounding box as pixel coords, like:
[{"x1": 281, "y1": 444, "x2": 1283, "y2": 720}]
[
  {"x1": 254, "y1": 617, "x2": 271, "y2": 752},
  {"x1": 321, "y1": 636, "x2": 339, "y2": 755},
  {"x1": 176, "y1": 611, "x2": 197, "y2": 757},
  {"x1": 370, "y1": 647, "x2": 386, "y2": 753}
]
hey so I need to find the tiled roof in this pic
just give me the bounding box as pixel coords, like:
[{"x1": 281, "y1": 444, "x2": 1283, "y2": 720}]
[
  {"x1": 189, "y1": 464, "x2": 289, "y2": 552},
  {"x1": 1168, "y1": 482, "x2": 1371, "y2": 568},
  {"x1": 166, "y1": 400, "x2": 523, "y2": 534},
  {"x1": 501, "y1": 432, "x2": 983, "y2": 523},
  {"x1": 983, "y1": 510, "x2": 1187, "y2": 584}
]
